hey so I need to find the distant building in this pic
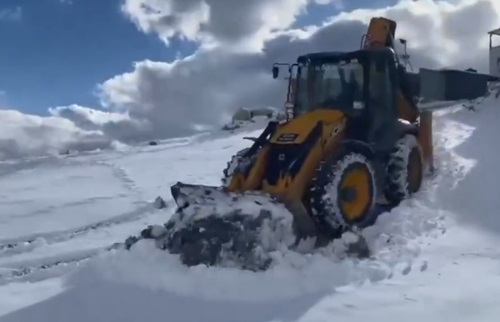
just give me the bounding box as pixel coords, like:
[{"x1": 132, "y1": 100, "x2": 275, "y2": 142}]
[{"x1": 488, "y1": 28, "x2": 500, "y2": 78}]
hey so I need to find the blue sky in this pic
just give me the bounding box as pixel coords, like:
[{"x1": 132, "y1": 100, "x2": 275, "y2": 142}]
[{"x1": 0, "y1": 0, "x2": 395, "y2": 115}]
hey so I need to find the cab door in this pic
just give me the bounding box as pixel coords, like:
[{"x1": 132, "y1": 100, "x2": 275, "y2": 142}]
[{"x1": 366, "y1": 52, "x2": 399, "y2": 152}]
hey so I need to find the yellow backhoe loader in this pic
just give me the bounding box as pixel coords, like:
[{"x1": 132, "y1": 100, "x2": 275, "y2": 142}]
[
  {"x1": 174, "y1": 16, "x2": 432, "y2": 234},
  {"x1": 126, "y1": 17, "x2": 436, "y2": 271}
]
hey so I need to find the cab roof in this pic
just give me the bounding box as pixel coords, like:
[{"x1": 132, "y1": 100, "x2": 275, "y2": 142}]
[{"x1": 296, "y1": 47, "x2": 395, "y2": 64}]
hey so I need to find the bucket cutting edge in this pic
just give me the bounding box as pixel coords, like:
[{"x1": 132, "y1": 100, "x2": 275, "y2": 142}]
[{"x1": 169, "y1": 181, "x2": 291, "y2": 220}]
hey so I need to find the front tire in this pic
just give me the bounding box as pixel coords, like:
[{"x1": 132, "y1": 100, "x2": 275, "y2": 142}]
[
  {"x1": 384, "y1": 134, "x2": 424, "y2": 205},
  {"x1": 309, "y1": 151, "x2": 377, "y2": 233}
]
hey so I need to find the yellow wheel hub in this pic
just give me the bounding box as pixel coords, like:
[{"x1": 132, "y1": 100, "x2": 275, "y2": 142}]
[{"x1": 339, "y1": 166, "x2": 372, "y2": 221}]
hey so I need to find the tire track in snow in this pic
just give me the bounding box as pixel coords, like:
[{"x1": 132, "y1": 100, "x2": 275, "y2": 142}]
[
  {"x1": 95, "y1": 160, "x2": 142, "y2": 195},
  {"x1": 0, "y1": 199, "x2": 174, "y2": 284},
  {"x1": 0, "y1": 243, "x2": 123, "y2": 285},
  {"x1": 0, "y1": 153, "x2": 168, "y2": 258},
  {"x1": 0, "y1": 201, "x2": 157, "y2": 257}
]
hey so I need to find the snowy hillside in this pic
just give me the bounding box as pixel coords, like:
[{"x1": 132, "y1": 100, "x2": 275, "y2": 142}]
[{"x1": 1, "y1": 94, "x2": 500, "y2": 321}]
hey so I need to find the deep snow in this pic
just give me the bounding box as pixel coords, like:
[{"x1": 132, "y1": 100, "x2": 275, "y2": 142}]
[{"x1": 0, "y1": 96, "x2": 500, "y2": 321}]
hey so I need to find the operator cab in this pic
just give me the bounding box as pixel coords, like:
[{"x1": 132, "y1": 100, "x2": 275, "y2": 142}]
[
  {"x1": 293, "y1": 51, "x2": 364, "y2": 116},
  {"x1": 285, "y1": 47, "x2": 400, "y2": 151},
  {"x1": 292, "y1": 48, "x2": 398, "y2": 117}
]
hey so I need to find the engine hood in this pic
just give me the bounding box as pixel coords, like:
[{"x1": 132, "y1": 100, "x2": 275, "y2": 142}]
[{"x1": 269, "y1": 109, "x2": 345, "y2": 144}]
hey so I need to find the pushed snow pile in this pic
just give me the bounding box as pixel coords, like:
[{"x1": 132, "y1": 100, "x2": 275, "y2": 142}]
[
  {"x1": 125, "y1": 183, "x2": 297, "y2": 271},
  {"x1": 222, "y1": 106, "x2": 285, "y2": 131}
]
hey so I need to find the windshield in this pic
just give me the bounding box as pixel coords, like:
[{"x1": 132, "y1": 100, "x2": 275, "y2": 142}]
[{"x1": 294, "y1": 60, "x2": 364, "y2": 116}]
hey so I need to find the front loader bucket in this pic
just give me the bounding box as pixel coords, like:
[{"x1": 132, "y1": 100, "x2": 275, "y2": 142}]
[
  {"x1": 135, "y1": 181, "x2": 296, "y2": 271},
  {"x1": 170, "y1": 181, "x2": 291, "y2": 220},
  {"x1": 170, "y1": 182, "x2": 322, "y2": 241}
]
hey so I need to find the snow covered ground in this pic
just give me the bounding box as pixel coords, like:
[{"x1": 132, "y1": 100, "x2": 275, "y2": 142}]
[{"x1": 0, "y1": 96, "x2": 499, "y2": 321}]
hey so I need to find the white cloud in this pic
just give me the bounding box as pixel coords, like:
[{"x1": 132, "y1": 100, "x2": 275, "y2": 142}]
[
  {"x1": 1, "y1": 0, "x2": 499, "y2": 161},
  {"x1": 329, "y1": 0, "x2": 500, "y2": 67},
  {"x1": 49, "y1": 104, "x2": 130, "y2": 130},
  {"x1": 120, "y1": 0, "x2": 335, "y2": 50}
]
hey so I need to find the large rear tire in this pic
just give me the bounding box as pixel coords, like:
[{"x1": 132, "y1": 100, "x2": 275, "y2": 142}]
[
  {"x1": 384, "y1": 134, "x2": 424, "y2": 205},
  {"x1": 309, "y1": 151, "x2": 377, "y2": 234}
]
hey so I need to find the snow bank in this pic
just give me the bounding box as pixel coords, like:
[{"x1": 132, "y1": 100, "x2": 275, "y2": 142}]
[
  {"x1": 296, "y1": 224, "x2": 500, "y2": 322},
  {"x1": 432, "y1": 95, "x2": 500, "y2": 234}
]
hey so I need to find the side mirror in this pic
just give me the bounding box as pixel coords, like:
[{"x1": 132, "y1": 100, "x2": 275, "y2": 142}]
[{"x1": 272, "y1": 66, "x2": 279, "y2": 79}]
